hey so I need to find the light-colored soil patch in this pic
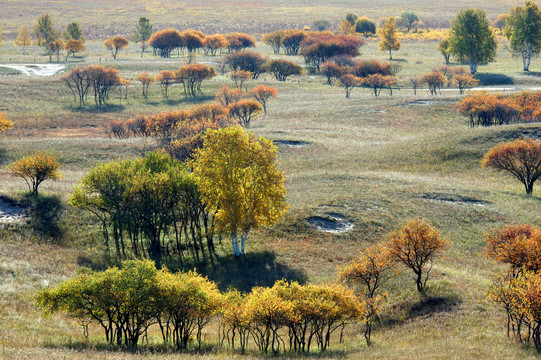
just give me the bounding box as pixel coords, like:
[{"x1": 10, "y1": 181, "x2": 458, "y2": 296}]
[
  {"x1": 0, "y1": 196, "x2": 28, "y2": 223},
  {"x1": 0, "y1": 64, "x2": 66, "y2": 76},
  {"x1": 417, "y1": 192, "x2": 489, "y2": 207},
  {"x1": 307, "y1": 212, "x2": 354, "y2": 233}
]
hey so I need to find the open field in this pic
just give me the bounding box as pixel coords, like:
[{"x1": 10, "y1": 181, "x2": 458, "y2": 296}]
[
  {"x1": 2, "y1": 4, "x2": 541, "y2": 359},
  {"x1": 0, "y1": 0, "x2": 528, "y2": 38}
]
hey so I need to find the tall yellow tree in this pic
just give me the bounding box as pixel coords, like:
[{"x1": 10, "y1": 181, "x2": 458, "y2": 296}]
[
  {"x1": 378, "y1": 17, "x2": 401, "y2": 60},
  {"x1": 14, "y1": 25, "x2": 32, "y2": 54},
  {"x1": 192, "y1": 126, "x2": 288, "y2": 256}
]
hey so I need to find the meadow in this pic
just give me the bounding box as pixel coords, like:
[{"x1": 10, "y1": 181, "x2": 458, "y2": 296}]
[{"x1": 1, "y1": 12, "x2": 541, "y2": 359}]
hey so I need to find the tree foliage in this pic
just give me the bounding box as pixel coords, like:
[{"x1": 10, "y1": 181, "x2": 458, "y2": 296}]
[
  {"x1": 64, "y1": 39, "x2": 84, "y2": 61},
  {"x1": 14, "y1": 25, "x2": 32, "y2": 54},
  {"x1": 103, "y1": 36, "x2": 129, "y2": 60},
  {"x1": 360, "y1": 74, "x2": 395, "y2": 96},
  {"x1": 133, "y1": 17, "x2": 153, "y2": 56},
  {"x1": 228, "y1": 100, "x2": 262, "y2": 127},
  {"x1": 224, "y1": 50, "x2": 267, "y2": 79},
  {"x1": 437, "y1": 37, "x2": 451, "y2": 64},
  {"x1": 300, "y1": 32, "x2": 363, "y2": 69},
  {"x1": 505, "y1": 1, "x2": 541, "y2": 71},
  {"x1": 378, "y1": 17, "x2": 401, "y2": 60},
  {"x1": 64, "y1": 22, "x2": 84, "y2": 42},
  {"x1": 265, "y1": 59, "x2": 303, "y2": 81},
  {"x1": 34, "y1": 14, "x2": 59, "y2": 48},
  {"x1": 420, "y1": 71, "x2": 446, "y2": 95},
  {"x1": 192, "y1": 127, "x2": 288, "y2": 256},
  {"x1": 224, "y1": 32, "x2": 256, "y2": 51},
  {"x1": 355, "y1": 17, "x2": 377, "y2": 36},
  {"x1": 8, "y1": 152, "x2": 61, "y2": 196},
  {"x1": 449, "y1": 8, "x2": 497, "y2": 74},
  {"x1": 388, "y1": 218, "x2": 448, "y2": 293},
  {"x1": 250, "y1": 85, "x2": 278, "y2": 114},
  {"x1": 204, "y1": 34, "x2": 228, "y2": 55},
  {"x1": 400, "y1": 12, "x2": 420, "y2": 32},
  {"x1": 338, "y1": 74, "x2": 361, "y2": 98},
  {"x1": 136, "y1": 72, "x2": 154, "y2": 98},
  {"x1": 482, "y1": 138, "x2": 541, "y2": 195},
  {"x1": 149, "y1": 28, "x2": 183, "y2": 57},
  {"x1": 71, "y1": 151, "x2": 217, "y2": 262}
]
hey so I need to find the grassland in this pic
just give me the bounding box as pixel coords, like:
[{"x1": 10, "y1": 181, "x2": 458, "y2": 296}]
[
  {"x1": 1, "y1": 20, "x2": 541, "y2": 360},
  {"x1": 0, "y1": 0, "x2": 529, "y2": 38}
]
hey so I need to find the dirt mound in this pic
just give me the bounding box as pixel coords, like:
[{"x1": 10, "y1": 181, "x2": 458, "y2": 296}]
[
  {"x1": 0, "y1": 196, "x2": 28, "y2": 222},
  {"x1": 418, "y1": 193, "x2": 489, "y2": 206},
  {"x1": 307, "y1": 212, "x2": 354, "y2": 233},
  {"x1": 273, "y1": 140, "x2": 310, "y2": 147}
]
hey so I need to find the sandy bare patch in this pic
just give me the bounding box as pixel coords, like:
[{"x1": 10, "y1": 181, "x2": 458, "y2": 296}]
[
  {"x1": 307, "y1": 212, "x2": 354, "y2": 233},
  {"x1": 0, "y1": 64, "x2": 66, "y2": 76},
  {"x1": 0, "y1": 196, "x2": 28, "y2": 223}
]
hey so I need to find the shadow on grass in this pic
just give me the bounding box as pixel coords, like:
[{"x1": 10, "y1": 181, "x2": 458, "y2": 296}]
[
  {"x1": 475, "y1": 73, "x2": 514, "y2": 86},
  {"x1": 0, "y1": 148, "x2": 9, "y2": 166},
  {"x1": 67, "y1": 104, "x2": 126, "y2": 113},
  {"x1": 390, "y1": 58, "x2": 408, "y2": 62},
  {"x1": 194, "y1": 251, "x2": 308, "y2": 292},
  {"x1": 23, "y1": 193, "x2": 64, "y2": 242},
  {"x1": 77, "y1": 250, "x2": 307, "y2": 293},
  {"x1": 383, "y1": 282, "x2": 461, "y2": 327},
  {"x1": 522, "y1": 71, "x2": 541, "y2": 77},
  {"x1": 44, "y1": 337, "x2": 352, "y2": 357}
]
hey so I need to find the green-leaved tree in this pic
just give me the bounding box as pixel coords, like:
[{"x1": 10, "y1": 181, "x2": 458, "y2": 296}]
[{"x1": 505, "y1": 1, "x2": 541, "y2": 71}]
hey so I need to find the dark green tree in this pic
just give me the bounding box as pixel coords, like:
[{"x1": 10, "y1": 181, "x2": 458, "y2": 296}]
[
  {"x1": 449, "y1": 9, "x2": 497, "y2": 74},
  {"x1": 355, "y1": 17, "x2": 377, "y2": 36},
  {"x1": 505, "y1": 1, "x2": 541, "y2": 71},
  {"x1": 34, "y1": 14, "x2": 59, "y2": 51},
  {"x1": 64, "y1": 21, "x2": 84, "y2": 42},
  {"x1": 400, "y1": 12, "x2": 420, "y2": 32},
  {"x1": 133, "y1": 17, "x2": 153, "y2": 56}
]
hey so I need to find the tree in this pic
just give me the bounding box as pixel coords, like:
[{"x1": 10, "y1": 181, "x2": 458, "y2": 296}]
[
  {"x1": 177, "y1": 63, "x2": 216, "y2": 97},
  {"x1": 180, "y1": 29, "x2": 205, "y2": 53},
  {"x1": 353, "y1": 60, "x2": 393, "y2": 77},
  {"x1": 482, "y1": 138, "x2": 541, "y2": 195},
  {"x1": 437, "y1": 38, "x2": 452, "y2": 64},
  {"x1": 156, "y1": 70, "x2": 176, "y2": 99},
  {"x1": 456, "y1": 92, "x2": 521, "y2": 126},
  {"x1": 230, "y1": 70, "x2": 251, "y2": 89},
  {"x1": 449, "y1": 9, "x2": 497, "y2": 74},
  {"x1": 313, "y1": 19, "x2": 331, "y2": 31},
  {"x1": 452, "y1": 73, "x2": 478, "y2": 94},
  {"x1": 355, "y1": 17, "x2": 377, "y2": 36},
  {"x1": 320, "y1": 61, "x2": 343, "y2": 84},
  {"x1": 64, "y1": 22, "x2": 84, "y2": 42},
  {"x1": 103, "y1": 36, "x2": 129, "y2": 59},
  {"x1": 224, "y1": 50, "x2": 267, "y2": 79},
  {"x1": 494, "y1": 14, "x2": 509, "y2": 32},
  {"x1": 345, "y1": 13, "x2": 359, "y2": 26},
  {"x1": 338, "y1": 74, "x2": 361, "y2": 98},
  {"x1": 360, "y1": 74, "x2": 395, "y2": 96},
  {"x1": 192, "y1": 127, "x2": 288, "y2": 256},
  {"x1": 505, "y1": 2, "x2": 541, "y2": 71},
  {"x1": 224, "y1": 32, "x2": 256, "y2": 51},
  {"x1": 265, "y1": 59, "x2": 303, "y2": 81},
  {"x1": 400, "y1": 12, "x2": 420, "y2": 32},
  {"x1": 216, "y1": 86, "x2": 247, "y2": 107},
  {"x1": 34, "y1": 14, "x2": 59, "y2": 49},
  {"x1": 133, "y1": 17, "x2": 153, "y2": 56},
  {"x1": 14, "y1": 26, "x2": 32, "y2": 54},
  {"x1": 149, "y1": 28, "x2": 183, "y2": 57},
  {"x1": 136, "y1": 72, "x2": 154, "y2": 98},
  {"x1": 388, "y1": 218, "x2": 448, "y2": 293},
  {"x1": 64, "y1": 39, "x2": 84, "y2": 61},
  {"x1": 262, "y1": 30, "x2": 284, "y2": 54},
  {"x1": 420, "y1": 71, "x2": 446, "y2": 95},
  {"x1": 203, "y1": 34, "x2": 228, "y2": 55},
  {"x1": 485, "y1": 224, "x2": 541, "y2": 276},
  {"x1": 378, "y1": 17, "x2": 401, "y2": 60},
  {"x1": 250, "y1": 85, "x2": 278, "y2": 114},
  {"x1": 8, "y1": 152, "x2": 61, "y2": 196},
  {"x1": 300, "y1": 33, "x2": 363, "y2": 69},
  {"x1": 47, "y1": 39, "x2": 63, "y2": 62},
  {"x1": 281, "y1": 29, "x2": 307, "y2": 55},
  {"x1": 228, "y1": 100, "x2": 262, "y2": 127}
]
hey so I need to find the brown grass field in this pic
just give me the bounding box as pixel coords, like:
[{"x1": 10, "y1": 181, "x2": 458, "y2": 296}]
[{"x1": 1, "y1": 2, "x2": 541, "y2": 359}]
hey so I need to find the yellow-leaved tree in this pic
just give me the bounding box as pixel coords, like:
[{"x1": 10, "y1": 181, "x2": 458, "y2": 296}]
[
  {"x1": 14, "y1": 25, "x2": 32, "y2": 54},
  {"x1": 7, "y1": 151, "x2": 61, "y2": 196},
  {"x1": 378, "y1": 17, "x2": 401, "y2": 60},
  {"x1": 192, "y1": 126, "x2": 288, "y2": 256}
]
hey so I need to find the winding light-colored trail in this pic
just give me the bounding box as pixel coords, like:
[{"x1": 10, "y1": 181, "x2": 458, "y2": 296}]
[{"x1": 0, "y1": 64, "x2": 65, "y2": 76}]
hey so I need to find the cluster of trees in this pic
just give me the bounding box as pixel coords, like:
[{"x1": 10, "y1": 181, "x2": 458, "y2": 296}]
[
  {"x1": 74, "y1": 127, "x2": 287, "y2": 260},
  {"x1": 222, "y1": 50, "x2": 303, "y2": 82},
  {"x1": 456, "y1": 91, "x2": 541, "y2": 126},
  {"x1": 32, "y1": 14, "x2": 86, "y2": 61},
  {"x1": 36, "y1": 218, "x2": 449, "y2": 351},
  {"x1": 37, "y1": 260, "x2": 362, "y2": 353},
  {"x1": 487, "y1": 224, "x2": 541, "y2": 351},
  {"x1": 62, "y1": 65, "x2": 127, "y2": 107},
  {"x1": 339, "y1": 218, "x2": 448, "y2": 344},
  {"x1": 149, "y1": 29, "x2": 255, "y2": 58},
  {"x1": 156, "y1": 63, "x2": 216, "y2": 98},
  {"x1": 413, "y1": 66, "x2": 477, "y2": 95},
  {"x1": 110, "y1": 84, "x2": 277, "y2": 143},
  {"x1": 300, "y1": 32, "x2": 364, "y2": 69}
]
